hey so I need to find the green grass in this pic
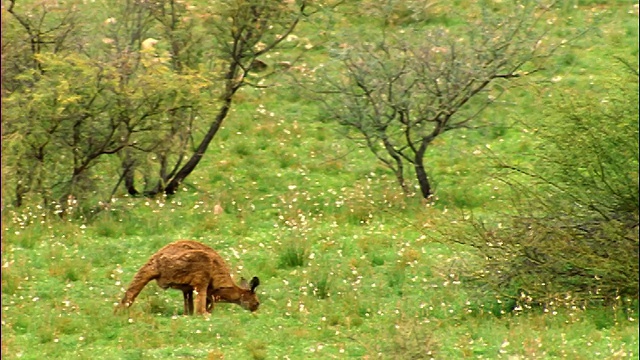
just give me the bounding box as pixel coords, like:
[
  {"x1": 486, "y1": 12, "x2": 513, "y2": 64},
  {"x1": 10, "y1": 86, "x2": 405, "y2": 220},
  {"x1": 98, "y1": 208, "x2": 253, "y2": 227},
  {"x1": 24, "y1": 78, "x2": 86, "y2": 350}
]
[
  {"x1": 2, "y1": 1, "x2": 639, "y2": 359},
  {"x1": 2, "y1": 193, "x2": 638, "y2": 358}
]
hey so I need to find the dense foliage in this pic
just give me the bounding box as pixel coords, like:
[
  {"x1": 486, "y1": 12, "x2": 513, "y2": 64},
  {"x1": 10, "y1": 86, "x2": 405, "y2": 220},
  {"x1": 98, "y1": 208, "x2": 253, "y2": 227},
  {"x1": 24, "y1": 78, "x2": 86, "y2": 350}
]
[{"x1": 2, "y1": 0, "x2": 311, "y2": 213}]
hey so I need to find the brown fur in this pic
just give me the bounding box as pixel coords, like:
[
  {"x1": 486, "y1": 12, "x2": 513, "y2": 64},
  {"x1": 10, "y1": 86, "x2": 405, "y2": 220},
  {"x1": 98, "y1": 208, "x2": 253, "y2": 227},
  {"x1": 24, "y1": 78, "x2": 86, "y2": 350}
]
[{"x1": 118, "y1": 240, "x2": 260, "y2": 315}]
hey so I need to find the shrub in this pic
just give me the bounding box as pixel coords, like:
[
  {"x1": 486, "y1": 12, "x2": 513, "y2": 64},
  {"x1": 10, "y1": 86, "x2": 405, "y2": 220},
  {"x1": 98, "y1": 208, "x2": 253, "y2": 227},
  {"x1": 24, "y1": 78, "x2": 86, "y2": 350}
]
[{"x1": 453, "y1": 61, "x2": 639, "y2": 307}]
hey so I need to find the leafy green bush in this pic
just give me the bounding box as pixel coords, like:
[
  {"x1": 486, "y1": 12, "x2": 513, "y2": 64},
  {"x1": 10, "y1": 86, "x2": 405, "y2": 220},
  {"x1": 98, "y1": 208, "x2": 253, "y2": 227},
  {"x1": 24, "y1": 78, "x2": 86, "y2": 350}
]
[{"x1": 455, "y1": 61, "x2": 639, "y2": 306}]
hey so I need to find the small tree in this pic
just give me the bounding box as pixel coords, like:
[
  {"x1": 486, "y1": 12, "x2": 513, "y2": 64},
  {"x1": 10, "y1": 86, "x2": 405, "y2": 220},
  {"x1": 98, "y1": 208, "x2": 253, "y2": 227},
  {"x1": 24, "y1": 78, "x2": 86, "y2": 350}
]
[
  {"x1": 123, "y1": 0, "x2": 311, "y2": 196},
  {"x1": 2, "y1": 0, "x2": 210, "y2": 212},
  {"x1": 2, "y1": 0, "x2": 89, "y2": 208},
  {"x1": 312, "y1": 1, "x2": 576, "y2": 199}
]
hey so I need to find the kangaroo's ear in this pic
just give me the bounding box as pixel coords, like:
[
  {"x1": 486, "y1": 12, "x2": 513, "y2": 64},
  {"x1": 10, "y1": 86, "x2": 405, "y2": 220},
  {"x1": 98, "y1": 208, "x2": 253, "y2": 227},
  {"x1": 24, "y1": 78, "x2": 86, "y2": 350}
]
[
  {"x1": 240, "y1": 277, "x2": 249, "y2": 289},
  {"x1": 250, "y1": 276, "x2": 260, "y2": 292}
]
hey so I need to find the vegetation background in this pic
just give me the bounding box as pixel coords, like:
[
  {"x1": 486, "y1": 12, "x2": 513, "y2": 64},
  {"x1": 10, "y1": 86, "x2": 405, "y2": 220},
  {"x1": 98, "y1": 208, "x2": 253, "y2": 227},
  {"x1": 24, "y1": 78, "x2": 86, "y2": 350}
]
[{"x1": 2, "y1": 0, "x2": 638, "y2": 359}]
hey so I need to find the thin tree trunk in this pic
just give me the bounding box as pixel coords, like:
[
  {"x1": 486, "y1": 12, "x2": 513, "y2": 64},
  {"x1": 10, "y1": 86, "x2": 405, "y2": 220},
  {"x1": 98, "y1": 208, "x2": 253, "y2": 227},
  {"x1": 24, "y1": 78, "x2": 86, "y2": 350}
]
[
  {"x1": 382, "y1": 138, "x2": 411, "y2": 195},
  {"x1": 395, "y1": 164, "x2": 411, "y2": 196},
  {"x1": 414, "y1": 162, "x2": 432, "y2": 199},
  {"x1": 122, "y1": 152, "x2": 139, "y2": 196},
  {"x1": 414, "y1": 141, "x2": 432, "y2": 199},
  {"x1": 164, "y1": 96, "x2": 233, "y2": 195}
]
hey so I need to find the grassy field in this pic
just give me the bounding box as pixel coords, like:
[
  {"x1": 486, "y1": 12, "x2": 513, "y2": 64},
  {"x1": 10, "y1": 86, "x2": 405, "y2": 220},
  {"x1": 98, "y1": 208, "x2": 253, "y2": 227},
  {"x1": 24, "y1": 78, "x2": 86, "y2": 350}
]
[{"x1": 2, "y1": 1, "x2": 639, "y2": 359}]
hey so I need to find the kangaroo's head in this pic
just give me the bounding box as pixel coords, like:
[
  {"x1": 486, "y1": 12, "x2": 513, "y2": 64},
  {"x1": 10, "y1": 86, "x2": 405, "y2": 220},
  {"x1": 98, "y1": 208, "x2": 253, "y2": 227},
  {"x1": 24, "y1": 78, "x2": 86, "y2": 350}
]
[
  {"x1": 213, "y1": 276, "x2": 261, "y2": 312},
  {"x1": 239, "y1": 276, "x2": 261, "y2": 312}
]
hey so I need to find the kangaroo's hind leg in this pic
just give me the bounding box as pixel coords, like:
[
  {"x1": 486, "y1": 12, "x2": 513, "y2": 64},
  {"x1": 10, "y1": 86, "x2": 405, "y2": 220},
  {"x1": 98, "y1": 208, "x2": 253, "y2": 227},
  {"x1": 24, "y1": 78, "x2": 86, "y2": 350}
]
[{"x1": 194, "y1": 284, "x2": 210, "y2": 315}]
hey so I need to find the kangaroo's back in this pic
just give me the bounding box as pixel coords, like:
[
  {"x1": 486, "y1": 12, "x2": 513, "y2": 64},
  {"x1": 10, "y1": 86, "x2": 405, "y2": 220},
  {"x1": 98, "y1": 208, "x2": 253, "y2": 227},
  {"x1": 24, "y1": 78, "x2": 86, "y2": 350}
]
[{"x1": 155, "y1": 240, "x2": 216, "y2": 255}]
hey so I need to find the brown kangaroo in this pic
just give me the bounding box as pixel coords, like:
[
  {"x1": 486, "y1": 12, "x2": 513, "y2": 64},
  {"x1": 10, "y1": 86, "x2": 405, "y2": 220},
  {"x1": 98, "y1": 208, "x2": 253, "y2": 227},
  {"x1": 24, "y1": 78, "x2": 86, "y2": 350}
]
[{"x1": 119, "y1": 240, "x2": 260, "y2": 315}]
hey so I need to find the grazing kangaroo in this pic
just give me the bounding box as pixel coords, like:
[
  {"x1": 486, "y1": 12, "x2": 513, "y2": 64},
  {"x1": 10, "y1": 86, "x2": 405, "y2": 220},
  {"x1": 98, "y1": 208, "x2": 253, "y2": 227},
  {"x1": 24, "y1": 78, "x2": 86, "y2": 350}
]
[{"x1": 119, "y1": 240, "x2": 260, "y2": 315}]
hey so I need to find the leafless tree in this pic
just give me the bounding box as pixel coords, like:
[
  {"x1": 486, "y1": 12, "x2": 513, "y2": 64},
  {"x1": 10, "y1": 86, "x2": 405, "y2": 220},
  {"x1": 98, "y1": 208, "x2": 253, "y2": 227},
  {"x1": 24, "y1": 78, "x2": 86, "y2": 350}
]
[{"x1": 312, "y1": 0, "x2": 580, "y2": 199}]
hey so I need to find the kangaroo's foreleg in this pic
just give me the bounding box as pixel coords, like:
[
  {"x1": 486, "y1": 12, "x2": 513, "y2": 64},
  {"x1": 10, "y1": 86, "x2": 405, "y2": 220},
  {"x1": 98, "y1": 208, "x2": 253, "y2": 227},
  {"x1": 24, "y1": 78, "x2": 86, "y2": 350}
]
[
  {"x1": 183, "y1": 290, "x2": 194, "y2": 315},
  {"x1": 120, "y1": 261, "x2": 159, "y2": 309}
]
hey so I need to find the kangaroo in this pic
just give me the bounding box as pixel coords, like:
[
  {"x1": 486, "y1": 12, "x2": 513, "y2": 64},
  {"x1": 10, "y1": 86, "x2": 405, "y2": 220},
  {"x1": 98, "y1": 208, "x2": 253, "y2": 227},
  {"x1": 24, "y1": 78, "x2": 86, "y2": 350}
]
[{"x1": 119, "y1": 240, "x2": 260, "y2": 315}]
